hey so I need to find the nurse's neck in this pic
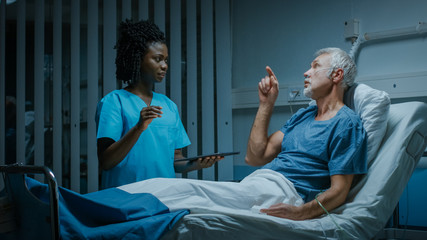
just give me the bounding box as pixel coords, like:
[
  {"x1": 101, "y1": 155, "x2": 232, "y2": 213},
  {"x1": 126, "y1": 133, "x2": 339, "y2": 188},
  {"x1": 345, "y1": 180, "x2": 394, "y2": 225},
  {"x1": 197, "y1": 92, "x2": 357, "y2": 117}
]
[{"x1": 126, "y1": 82, "x2": 153, "y2": 106}]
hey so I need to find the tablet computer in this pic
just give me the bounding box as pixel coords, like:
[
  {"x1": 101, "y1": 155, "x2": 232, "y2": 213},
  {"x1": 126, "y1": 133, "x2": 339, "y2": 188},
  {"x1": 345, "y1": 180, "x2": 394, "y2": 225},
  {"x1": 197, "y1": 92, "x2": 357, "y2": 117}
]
[{"x1": 175, "y1": 151, "x2": 240, "y2": 162}]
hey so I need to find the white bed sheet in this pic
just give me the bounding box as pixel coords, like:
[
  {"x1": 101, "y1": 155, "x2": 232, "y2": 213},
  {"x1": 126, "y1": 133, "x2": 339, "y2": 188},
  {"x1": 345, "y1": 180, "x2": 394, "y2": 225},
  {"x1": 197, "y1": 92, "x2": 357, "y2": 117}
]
[
  {"x1": 120, "y1": 102, "x2": 427, "y2": 240},
  {"x1": 120, "y1": 169, "x2": 304, "y2": 216}
]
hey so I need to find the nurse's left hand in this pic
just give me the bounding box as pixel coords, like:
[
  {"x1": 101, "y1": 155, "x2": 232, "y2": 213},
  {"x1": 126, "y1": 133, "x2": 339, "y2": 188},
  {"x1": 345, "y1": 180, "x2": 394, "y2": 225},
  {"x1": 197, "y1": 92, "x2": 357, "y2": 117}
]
[{"x1": 196, "y1": 155, "x2": 224, "y2": 168}]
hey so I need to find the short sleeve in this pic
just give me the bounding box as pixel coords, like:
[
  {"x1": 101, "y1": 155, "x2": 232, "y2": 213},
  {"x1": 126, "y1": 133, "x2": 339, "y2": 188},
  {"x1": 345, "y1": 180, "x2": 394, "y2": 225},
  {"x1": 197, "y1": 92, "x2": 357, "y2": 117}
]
[
  {"x1": 96, "y1": 93, "x2": 124, "y2": 142},
  {"x1": 172, "y1": 104, "x2": 191, "y2": 149},
  {"x1": 328, "y1": 116, "x2": 367, "y2": 176}
]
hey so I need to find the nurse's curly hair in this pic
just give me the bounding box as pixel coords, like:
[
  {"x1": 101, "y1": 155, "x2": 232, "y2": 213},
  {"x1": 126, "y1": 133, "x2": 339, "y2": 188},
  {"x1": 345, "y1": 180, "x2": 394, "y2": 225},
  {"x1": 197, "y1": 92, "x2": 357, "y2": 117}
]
[{"x1": 115, "y1": 19, "x2": 166, "y2": 85}]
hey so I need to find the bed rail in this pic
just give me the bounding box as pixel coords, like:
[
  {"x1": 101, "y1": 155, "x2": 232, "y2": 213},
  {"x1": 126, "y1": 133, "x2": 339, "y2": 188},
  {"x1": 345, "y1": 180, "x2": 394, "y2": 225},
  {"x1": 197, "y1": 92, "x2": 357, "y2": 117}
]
[{"x1": 0, "y1": 164, "x2": 60, "y2": 240}]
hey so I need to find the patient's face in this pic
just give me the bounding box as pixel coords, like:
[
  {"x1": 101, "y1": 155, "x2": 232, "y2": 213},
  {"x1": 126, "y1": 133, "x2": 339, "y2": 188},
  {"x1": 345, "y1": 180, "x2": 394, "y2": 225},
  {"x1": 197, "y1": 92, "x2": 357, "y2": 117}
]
[{"x1": 303, "y1": 53, "x2": 333, "y2": 100}]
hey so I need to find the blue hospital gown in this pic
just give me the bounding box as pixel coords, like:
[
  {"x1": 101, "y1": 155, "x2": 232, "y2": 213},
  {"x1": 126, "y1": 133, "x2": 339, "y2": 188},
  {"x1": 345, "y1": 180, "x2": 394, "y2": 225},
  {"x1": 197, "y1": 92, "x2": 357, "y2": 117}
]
[
  {"x1": 96, "y1": 89, "x2": 191, "y2": 189},
  {"x1": 263, "y1": 105, "x2": 367, "y2": 202}
]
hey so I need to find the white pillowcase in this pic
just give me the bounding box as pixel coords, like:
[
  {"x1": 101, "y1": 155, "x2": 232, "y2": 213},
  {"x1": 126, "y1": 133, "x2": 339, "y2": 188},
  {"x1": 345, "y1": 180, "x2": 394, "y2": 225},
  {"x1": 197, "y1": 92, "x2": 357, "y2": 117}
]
[{"x1": 343, "y1": 83, "x2": 390, "y2": 164}]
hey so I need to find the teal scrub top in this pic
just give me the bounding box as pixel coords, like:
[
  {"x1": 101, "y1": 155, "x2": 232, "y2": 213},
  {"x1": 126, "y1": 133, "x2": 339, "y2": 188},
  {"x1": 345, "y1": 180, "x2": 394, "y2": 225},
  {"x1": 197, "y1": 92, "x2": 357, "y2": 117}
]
[{"x1": 96, "y1": 89, "x2": 191, "y2": 189}]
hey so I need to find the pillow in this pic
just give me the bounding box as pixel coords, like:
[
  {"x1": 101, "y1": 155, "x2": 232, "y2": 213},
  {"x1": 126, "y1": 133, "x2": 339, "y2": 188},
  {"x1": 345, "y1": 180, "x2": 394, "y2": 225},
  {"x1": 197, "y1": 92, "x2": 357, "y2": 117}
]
[
  {"x1": 308, "y1": 83, "x2": 390, "y2": 164},
  {"x1": 343, "y1": 83, "x2": 390, "y2": 164}
]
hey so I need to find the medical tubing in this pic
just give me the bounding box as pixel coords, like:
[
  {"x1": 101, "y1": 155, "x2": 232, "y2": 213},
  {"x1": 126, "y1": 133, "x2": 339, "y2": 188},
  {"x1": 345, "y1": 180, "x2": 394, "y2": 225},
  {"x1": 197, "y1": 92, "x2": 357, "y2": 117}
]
[
  {"x1": 314, "y1": 193, "x2": 342, "y2": 230},
  {"x1": 288, "y1": 91, "x2": 298, "y2": 115},
  {"x1": 349, "y1": 22, "x2": 427, "y2": 61},
  {"x1": 315, "y1": 193, "x2": 355, "y2": 239},
  {"x1": 314, "y1": 192, "x2": 352, "y2": 239},
  {"x1": 348, "y1": 34, "x2": 366, "y2": 60}
]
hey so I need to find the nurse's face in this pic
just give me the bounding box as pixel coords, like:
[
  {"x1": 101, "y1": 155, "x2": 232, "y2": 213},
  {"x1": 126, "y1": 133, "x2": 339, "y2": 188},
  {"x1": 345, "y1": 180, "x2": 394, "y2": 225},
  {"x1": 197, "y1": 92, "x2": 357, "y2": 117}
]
[{"x1": 140, "y1": 42, "x2": 169, "y2": 83}]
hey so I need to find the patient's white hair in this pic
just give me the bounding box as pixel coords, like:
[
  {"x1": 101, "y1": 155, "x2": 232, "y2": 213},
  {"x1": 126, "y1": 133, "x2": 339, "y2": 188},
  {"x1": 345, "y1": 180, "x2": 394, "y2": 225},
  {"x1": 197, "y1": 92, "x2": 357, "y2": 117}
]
[{"x1": 315, "y1": 47, "x2": 357, "y2": 90}]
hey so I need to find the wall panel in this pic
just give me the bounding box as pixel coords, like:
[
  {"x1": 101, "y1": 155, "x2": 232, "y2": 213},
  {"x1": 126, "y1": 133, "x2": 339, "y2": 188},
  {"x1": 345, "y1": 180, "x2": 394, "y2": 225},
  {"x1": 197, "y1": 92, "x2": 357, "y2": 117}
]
[
  {"x1": 215, "y1": 0, "x2": 234, "y2": 181},
  {"x1": 154, "y1": 0, "x2": 166, "y2": 95},
  {"x1": 16, "y1": 0, "x2": 26, "y2": 166},
  {"x1": 34, "y1": 0, "x2": 45, "y2": 182},
  {"x1": 70, "y1": 0, "x2": 80, "y2": 192},
  {"x1": 53, "y1": 0, "x2": 63, "y2": 186},
  {"x1": 0, "y1": 0, "x2": 6, "y2": 166},
  {"x1": 201, "y1": 0, "x2": 215, "y2": 180},
  {"x1": 87, "y1": 0, "x2": 99, "y2": 193},
  {"x1": 185, "y1": 0, "x2": 199, "y2": 179}
]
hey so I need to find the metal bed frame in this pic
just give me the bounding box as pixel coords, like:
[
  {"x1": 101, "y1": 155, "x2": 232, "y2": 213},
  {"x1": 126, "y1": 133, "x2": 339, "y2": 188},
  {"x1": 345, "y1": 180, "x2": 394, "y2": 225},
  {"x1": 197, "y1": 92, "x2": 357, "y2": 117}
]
[
  {"x1": 375, "y1": 151, "x2": 427, "y2": 239},
  {"x1": 0, "y1": 164, "x2": 60, "y2": 240}
]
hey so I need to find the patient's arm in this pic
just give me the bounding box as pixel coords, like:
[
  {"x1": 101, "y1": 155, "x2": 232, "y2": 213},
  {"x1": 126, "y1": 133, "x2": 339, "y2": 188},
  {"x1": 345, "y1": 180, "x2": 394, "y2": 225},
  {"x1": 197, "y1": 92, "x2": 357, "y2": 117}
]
[
  {"x1": 261, "y1": 174, "x2": 354, "y2": 220},
  {"x1": 246, "y1": 130, "x2": 283, "y2": 166},
  {"x1": 245, "y1": 66, "x2": 283, "y2": 166}
]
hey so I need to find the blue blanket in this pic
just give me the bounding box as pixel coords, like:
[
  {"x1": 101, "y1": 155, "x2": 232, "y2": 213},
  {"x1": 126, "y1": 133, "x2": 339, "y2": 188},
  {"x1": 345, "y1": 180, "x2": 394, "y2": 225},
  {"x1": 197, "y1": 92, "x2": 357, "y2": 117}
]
[{"x1": 25, "y1": 177, "x2": 189, "y2": 240}]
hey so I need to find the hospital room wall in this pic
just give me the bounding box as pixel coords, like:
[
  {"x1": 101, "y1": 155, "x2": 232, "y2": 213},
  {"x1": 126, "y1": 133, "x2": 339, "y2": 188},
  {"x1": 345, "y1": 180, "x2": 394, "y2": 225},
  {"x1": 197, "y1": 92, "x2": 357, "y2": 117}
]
[
  {"x1": 230, "y1": 0, "x2": 427, "y2": 227},
  {"x1": 230, "y1": 0, "x2": 427, "y2": 177},
  {"x1": 0, "y1": 0, "x2": 235, "y2": 193}
]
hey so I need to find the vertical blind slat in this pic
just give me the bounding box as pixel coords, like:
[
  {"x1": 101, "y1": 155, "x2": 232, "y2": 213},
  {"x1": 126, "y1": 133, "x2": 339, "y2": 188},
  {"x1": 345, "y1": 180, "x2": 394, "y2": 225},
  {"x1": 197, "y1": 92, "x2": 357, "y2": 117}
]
[
  {"x1": 154, "y1": 0, "x2": 166, "y2": 95},
  {"x1": 170, "y1": 0, "x2": 182, "y2": 178},
  {"x1": 53, "y1": 0, "x2": 63, "y2": 185},
  {"x1": 138, "y1": 0, "x2": 149, "y2": 20},
  {"x1": 215, "y1": 0, "x2": 234, "y2": 181},
  {"x1": 201, "y1": 0, "x2": 215, "y2": 180},
  {"x1": 16, "y1": 0, "x2": 26, "y2": 165},
  {"x1": 87, "y1": 0, "x2": 99, "y2": 193},
  {"x1": 103, "y1": 0, "x2": 117, "y2": 97},
  {"x1": 122, "y1": 0, "x2": 132, "y2": 20},
  {"x1": 0, "y1": 0, "x2": 5, "y2": 166},
  {"x1": 186, "y1": 0, "x2": 198, "y2": 179},
  {"x1": 170, "y1": 0, "x2": 182, "y2": 114},
  {"x1": 34, "y1": 0, "x2": 45, "y2": 182},
  {"x1": 70, "y1": 0, "x2": 80, "y2": 192}
]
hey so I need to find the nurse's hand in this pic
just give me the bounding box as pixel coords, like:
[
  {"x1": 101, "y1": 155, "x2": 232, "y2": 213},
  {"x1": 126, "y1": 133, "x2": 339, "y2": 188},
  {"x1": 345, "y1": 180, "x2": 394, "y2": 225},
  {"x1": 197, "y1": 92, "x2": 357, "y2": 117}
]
[
  {"x1": 138, "y1": 106, "x2": 163, "y2": 130},
  {"x1": 196, "y1": 155, "x2": 224, "y2": 169}
]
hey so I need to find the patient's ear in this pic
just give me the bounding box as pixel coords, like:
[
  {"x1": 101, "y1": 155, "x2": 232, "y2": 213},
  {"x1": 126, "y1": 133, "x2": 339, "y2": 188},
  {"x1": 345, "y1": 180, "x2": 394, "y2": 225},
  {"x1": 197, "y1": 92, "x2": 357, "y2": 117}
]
[{"x1": 331, "y1": 68, "x2": 344, "y2": 84}]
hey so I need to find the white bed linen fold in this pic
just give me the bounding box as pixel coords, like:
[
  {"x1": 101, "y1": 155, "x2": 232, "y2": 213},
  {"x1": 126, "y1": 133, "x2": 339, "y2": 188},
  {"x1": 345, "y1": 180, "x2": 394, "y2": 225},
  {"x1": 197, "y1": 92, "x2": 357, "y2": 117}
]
[{"x1": 119, "y1": 169, "x2": 303, "y2": 215}]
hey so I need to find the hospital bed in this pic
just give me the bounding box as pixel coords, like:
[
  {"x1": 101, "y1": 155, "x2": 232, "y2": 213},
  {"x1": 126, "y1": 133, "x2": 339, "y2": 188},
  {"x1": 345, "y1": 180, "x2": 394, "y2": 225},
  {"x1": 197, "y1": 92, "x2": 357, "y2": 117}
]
[
  {"x1": 130, "y1": 100, "x2": 427, "y2": 240},
  {"x1": 1, "y1": 99, "x2": 427, "y2": 239}
]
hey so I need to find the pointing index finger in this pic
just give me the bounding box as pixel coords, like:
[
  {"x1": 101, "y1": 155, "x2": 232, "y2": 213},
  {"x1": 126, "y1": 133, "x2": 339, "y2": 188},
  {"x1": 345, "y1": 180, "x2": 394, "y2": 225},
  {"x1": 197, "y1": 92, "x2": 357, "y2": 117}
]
[{"x1": 266, "y1": 66, "x2": 277, "y2": 80}]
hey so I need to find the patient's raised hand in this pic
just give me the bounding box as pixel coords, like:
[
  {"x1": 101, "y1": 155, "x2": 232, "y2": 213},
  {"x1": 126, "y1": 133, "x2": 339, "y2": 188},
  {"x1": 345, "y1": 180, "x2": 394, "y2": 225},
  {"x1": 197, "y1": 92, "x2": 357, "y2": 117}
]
[{"x1": 258, "y1": 66, "x2": 279, "y2": 106}]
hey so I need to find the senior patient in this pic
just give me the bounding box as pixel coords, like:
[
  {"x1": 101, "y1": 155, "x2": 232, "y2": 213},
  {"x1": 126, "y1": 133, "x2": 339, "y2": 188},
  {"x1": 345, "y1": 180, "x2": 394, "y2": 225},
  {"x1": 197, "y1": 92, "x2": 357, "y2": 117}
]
[
  {"x1": 246, "y1": 47, "x2": 367, "y2": 220},
  {"x1": 120, "y1": 47, "x2": 367, "y2": 221}
]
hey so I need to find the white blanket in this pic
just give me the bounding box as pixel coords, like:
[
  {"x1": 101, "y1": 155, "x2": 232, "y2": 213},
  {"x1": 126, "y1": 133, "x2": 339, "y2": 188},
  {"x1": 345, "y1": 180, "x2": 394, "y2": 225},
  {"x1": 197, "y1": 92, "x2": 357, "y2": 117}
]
[
  {"x1": 119, "y1": 169, "x2": 303, "y2": 216},
  {"x1": 120, "y1": 169, "x2": 349, "y2": 239}
]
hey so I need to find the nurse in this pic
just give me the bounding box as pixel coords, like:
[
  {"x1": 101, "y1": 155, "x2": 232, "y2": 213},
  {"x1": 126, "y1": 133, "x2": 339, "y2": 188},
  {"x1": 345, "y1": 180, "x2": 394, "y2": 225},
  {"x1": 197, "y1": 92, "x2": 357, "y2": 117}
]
[{"x1": 96, "y1": 19, "x2": 221, "y2": 189}]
